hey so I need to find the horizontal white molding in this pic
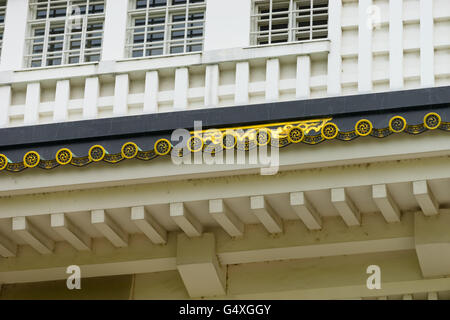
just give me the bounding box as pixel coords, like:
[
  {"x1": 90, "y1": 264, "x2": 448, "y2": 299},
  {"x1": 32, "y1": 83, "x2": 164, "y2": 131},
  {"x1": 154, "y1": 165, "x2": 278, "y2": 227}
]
[{"x1": 0, "y1": 41, "x2": 330, "y2": 86}]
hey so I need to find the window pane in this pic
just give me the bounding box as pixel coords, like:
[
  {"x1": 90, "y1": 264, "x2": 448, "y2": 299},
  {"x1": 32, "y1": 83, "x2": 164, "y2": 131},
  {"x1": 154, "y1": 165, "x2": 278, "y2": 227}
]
[
  {"x1": 68, "y1": 56, "x2": 80, "y2": 64},
  {"x1": 85, "y1": 54, "x2": 100, "y2": 62},
  {"x1": 129, "y1": 0, "x2": 205, "y2": 57},
  {"x1": 31, "y1": 60, "x2": 42, "y2": 67},
  {"x1": 89, "y1": 4, "x2": 104, "y2": 14},
  {"x1": 170, "y1": 45, "x2": 183, "y2": 54},
  {"x1": 28, "y1": 1, "x2": 105, "y2": 67},
  {"x1": 146, "y1": 48, "x2": 163, "y2": 56},
  {"x1": 253, "y1": 0, "x2": 328, "y2": 45},
  {"x1": 0, "y1": 0, "x2": 6, "y2": 55}
]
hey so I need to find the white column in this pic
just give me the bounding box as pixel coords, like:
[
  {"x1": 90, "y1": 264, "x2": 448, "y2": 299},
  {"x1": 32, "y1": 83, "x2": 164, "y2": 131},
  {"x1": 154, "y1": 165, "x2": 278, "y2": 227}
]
[
  {"x1": 24, "y1": 82, "x2": 40, "y2": 125},
  {"x1": 53, "y1": 80, "x2": 70, "y2": 122},
  {"x1": 419, "y1": 0, "x2": 434, "y2": 87},
  {"x1": 265, "y1": 58, "x2": 280, "y2": 102},
  {"x1": 113, "y1": 74, "x2": 129, "y2": 116},
  {"x1": 0, "y1": 0, "x2": 28, "y2": 71},
  {"x1": 203, "y1": 0, "x2": 251, "y2": 51},
  {"x1": 389, "y1": 0, "x2": 404, "y2": 89},
  {"x1": 174, "y1": 67, "x2": 189, "y2": 110},
  {"x1": 358, "y1": 0, "x2": 373, "y2": 92},
  {"x1": 83, "y1": 77, "x2": 100, "y2": 119},
  {"x1": 235, "y1": 61, "x2": 249, "y2": 105},
  {"x1": 101, "y1": 0, "x2": 128, "y2": 61},
  {"x1": 0, "y1": 86, "x2": 11, "y2": 127},
  {"x1": 144, "y1": 71, "x2": 159, "y2": 113},
  {"x1": 327, "y1": 0, "x2": 342, "y2": 95},
  {"x1": 205, "y1": 64, "x2": 219, "y2": 107},
  {"x1": 296, "y1": 55, "x2": 311, "y2": 99}
]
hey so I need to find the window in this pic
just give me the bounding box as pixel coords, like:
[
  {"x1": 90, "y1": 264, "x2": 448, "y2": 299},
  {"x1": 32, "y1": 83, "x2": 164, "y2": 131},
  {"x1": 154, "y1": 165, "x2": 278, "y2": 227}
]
[
  {"x1": 0, "y1": 0, "x2": 6, "y2": 56},
  {"x1": 127, "y1": 0, "x2": 206, "y2": 58},
  {"x1": 26, "y1": 0, "x2": 105, "y2": 68},
  {"x1": 251, "y1": 0, "x2": 328, "y2": 46}
]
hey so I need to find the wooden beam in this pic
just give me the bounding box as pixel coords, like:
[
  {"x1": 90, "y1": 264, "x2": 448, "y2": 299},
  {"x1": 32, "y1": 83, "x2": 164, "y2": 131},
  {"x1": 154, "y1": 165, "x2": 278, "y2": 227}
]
[
  {"x1": 331, "y1": 188, "x2": 361, "y2": 226},
  {"x1": 0, "y1": 232, "x2": 16, "y2": 257},
  {"x1": 414, "y1": 210, "x2": 450, "y2": 277},
  {"x1": 176, "y1": 233, "x2": 226, "y2": 298},
  {"x1": 51, "y1": 213, "x2": 91, "y2": 251},
  {"x1": 170, "y1": 203, "x2": 203, "y2": 237},
  {"x1": 0, "y1": 212, "x2": 420, "y2": 285},
  {"x1": 131, "y1": 206, "x2": 167, "y2": 244},
  {"x1": 413, "y1": 180, "x2": 439, "y2": 216},
  {"x1": 290, "y1": 192, "x2": 322, "y2": 230},
  {"x1": 12, "y1": 217, "x2": 54, "y2": 254},
  {"x1": 372, "y1": 184, "x2": 401, "y2": 223},
  {"x1": 209, "y1": 199, "x2": 244, "y2": 237},
  {"x1": 91, "y1": 210, "x2": 128, "y2": 247},
  {"x1": 250, "y1": 196, "x2": 283, "y2": 234}
]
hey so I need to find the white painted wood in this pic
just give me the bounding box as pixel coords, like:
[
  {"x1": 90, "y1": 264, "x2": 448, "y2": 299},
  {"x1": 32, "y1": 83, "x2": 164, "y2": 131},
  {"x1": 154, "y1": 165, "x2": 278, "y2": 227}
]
[
  {"x1": 53, "y1": 80, "x2": 70, "y2": 121},
  {"x1": 51, "y1": 213, "x2": 91, "y2": 251},
  {"x1": 235, "y1": 61, "x2": 249, "y2": 104},
  {"x1": 419, "y1": 0, "x2": 435, "y2": 87},
  {"x1": 250, "y1": 196, "x2": 283, "y2": 234},
  {"x1": 403, "y1": 294, "x2": 413, "y2": 300},
  {"x1": 290, "y1": 192, "x2": 322, "y2": 230},
  {"x1": 413, "y1": 180, "x2": 439, "y2": 216},
  {"x1": 176, "y1": 233, "x2": 226, "y2": 298},
  {"x1": 113, "y1": 74, "x2": 129, "y2": 116},
  {"x1": 0, "y1": 0, "x2": 28, "y2": 71},
  {"x1": 389, "y1": 0, "x2": 404, "y2": 89},
  {"x1": 144, "y1": 71, "x2": 159, "y2": 113},
  {"x1": 265, "y1": 59, "x2": 280, "y2": 102},
  {"x1": 372, "y1": 184, "x2": 401, "y2": 223},
  {"x1": 427, "y1": 292, "x2": 438, "y2": 300},
  {"x1": 205, "y1": 64, "x2": 219, "y2": 107},
  {"x1": 331, "y1": 188, "x2": 361, "y2": 226},
  {"x1": 174, "y1": 68, "x2": 189, "y2": 110},
  {"x1": 101, "y1": 0, "x2": 128, "y2": 61},
  {"x1": 327, "y1": 0, "x2": 342, "y2": 96},
  {"x1": 358, "y1": 0, "x2": 373, "y2": 92},
  {"x1": 203, "y1": 0, "x2": 251, "y2": 51},
  {"x1": 0, "y1": 232, "x2": 16, "y2": 257},
  {"x1": 0, "y1": 85, "x2": 11, "y2": 127},
  {"x1": 24, "y1": 82, "x2": 41, "y2": 124},
  {"x1": 209, "y1": 199, "x2": 244, "y2": 237},
  {"x1": 4, "y1": 146, "x2": 450, "y2": 217},
  {"x1": 12, "y1": 216, "x2": 54, "y2": 255},
  {"x1": 131, "y1": 206, "x2": 167, "y2": 244},
  {"x1": 170, "y1": 202, "x2": 203, "y2": 237},
  {"x1": 83, "y1": 77, "x2": 100, "y2": 118},
  {"x1": 296, "y1": 56, "x2": 311, "y2": 99},
  {"x1": 91, "y1": 209, "x2": 128, "y2": 247}
]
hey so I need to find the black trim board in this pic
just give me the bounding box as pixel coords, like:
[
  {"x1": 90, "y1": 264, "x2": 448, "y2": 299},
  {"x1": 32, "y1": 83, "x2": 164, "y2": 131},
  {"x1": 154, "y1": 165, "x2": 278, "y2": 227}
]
[{"x1": 0, "y1": 86, "x2": 449, "y2": 150}]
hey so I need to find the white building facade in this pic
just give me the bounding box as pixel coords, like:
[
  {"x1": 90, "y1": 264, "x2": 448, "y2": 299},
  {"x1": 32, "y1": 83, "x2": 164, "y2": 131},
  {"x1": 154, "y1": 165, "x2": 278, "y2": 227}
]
[{"x1": 0, "y1": 0, "x2": 449, "y2": 300}]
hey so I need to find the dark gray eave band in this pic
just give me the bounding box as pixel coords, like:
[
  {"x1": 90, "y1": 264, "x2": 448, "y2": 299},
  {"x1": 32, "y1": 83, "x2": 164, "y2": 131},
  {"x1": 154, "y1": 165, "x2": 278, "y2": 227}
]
[{"x1": 0, "y1": 86, "x2": 449, "y2": 150}]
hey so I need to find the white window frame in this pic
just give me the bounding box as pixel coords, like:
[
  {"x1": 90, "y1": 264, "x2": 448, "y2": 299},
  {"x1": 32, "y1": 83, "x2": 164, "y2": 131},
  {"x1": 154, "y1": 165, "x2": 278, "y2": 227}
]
[
  {"x1": 126, "y1": 0, "x2": 206, "y2": 58},
  {"x1": 251, "y1": 0, "x2": 328, "y2": 46},
  {"x1": 0, "y1": 0, "x2": 6, "y2": 56},
  {"x1": 25, "y1": 0, "x2": 105, "y2": 68}
]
